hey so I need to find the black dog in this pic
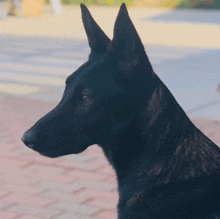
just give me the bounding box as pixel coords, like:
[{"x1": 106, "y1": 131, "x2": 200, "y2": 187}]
[{"x1": 22, "y1": 4, "x2": 220, "y2": 218}]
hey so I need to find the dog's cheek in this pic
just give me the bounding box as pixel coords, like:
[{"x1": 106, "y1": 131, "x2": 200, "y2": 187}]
[
  {"x1": 70, "y1": 134, "x2": 93, "y2": 154},
  {"x1": 67, "y1": 103, "x2": 106, "y2": 152}
]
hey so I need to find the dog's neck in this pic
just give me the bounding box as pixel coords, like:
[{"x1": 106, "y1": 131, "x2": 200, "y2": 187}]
[
  {"x1": 100, "y1": 83, "x2": 220, "y2": 188},
  {"x1": 100, "y1": 120, "x2": 146, "y2": 186},
  {"x1": 100, "y1": 83, "x2": 191, "y2": 185}
]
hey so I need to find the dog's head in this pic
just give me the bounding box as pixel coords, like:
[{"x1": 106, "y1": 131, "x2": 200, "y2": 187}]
[{"x1": 22, "y1": 4, "x2": 157, "y2": 158}]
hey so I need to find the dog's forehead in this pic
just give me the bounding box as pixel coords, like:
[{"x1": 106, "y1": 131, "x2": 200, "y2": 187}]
[
  {"x1": 65, "y1": 58, "x2": 124, "y2": 98},
  {"x1": 65, "y1": 61, "x2": 90, "y2": 85},
  {"x1": 67, "y1": 59, "x2": 114, "y2": 85}
]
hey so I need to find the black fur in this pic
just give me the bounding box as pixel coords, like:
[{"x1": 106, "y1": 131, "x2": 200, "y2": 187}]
[{"x1": 22, "y1": 4, "x2": 220, "y2": 218}]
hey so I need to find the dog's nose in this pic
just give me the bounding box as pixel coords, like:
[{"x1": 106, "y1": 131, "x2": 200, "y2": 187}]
[{"x1": 21, "y1": 130, "x2": 35, "y2": 148}]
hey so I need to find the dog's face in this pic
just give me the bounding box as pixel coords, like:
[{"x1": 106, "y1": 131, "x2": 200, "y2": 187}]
[{"x1": 22, "y1": 4, "x2": 155, "y2": 158}]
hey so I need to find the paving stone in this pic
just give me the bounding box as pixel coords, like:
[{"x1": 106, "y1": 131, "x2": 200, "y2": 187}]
[
  {"x1": 94, "y1": 209, "x2": 118, "y2": 219},
  {"x1": 102, "y1": 175, "x2": 118, "y2": 184},
  {"x1": 83, "y1": 145, "x2": 104, "y2": 157},
  {"x1": 15, "y1": 147, "x2": 36, "y2": 154},
  {"x1": 55, "y1": 159, "x2": 104, "y2": 171},
  {"x1": 94, "y1": 210, "x2": 118, "y2": 219},
  {"x1": 0, "y1": 200, "x2": 15, "y2": 210},
  {"x1": 0, "y1": 211, "x2": 20, "y2": 219},
  {"x1": 0, "y1": 157, "x2": 30, "y2": 173},
  {"x1": 59, "y1": 154, "x2": 94, "y2": 162},
  {"x1": 38, "y1": 190, "x2": 87, "y2": 204},
  {"x1": 97, "y1": 166, "x2": 115, "y2": 175},
  {"x1": 0, "y1": 95, "x2": 7, "y2": 102},
  {"x1": 0, "y1": 188, "x2": 13, "y2": 197},
  {"x1": 17, "y1": 153, "x2": 58, "y2": 165},
  {"x1": 19, "y1": 215, "x2": 42, "y2": 219},
  {"x1": 0, "y1": 138, "x2": 11, "y2": 143},
  {"x1": 37, "y1": 180, "x2": 116, "y2": 195},
  {"x1": 37, "y1": 181, "x2": 84, "y2": 193},
  {"x1": 64, "y1": 169, "x2": 107, "y2": 182},
  {"x1": 74, "y1": 188, "x2": 118, "y2": 201},
  {"x1": 25, "y1": 171, "x2": 77, "y2": 185},
  {"x1": 53, "y1": 212, "x2": 95, "y2": 219},
  {"x1": 47, "y1": 201, "x2": 101, "y2": 216},
  {"x1": 2, "y1": 173, "x2": 39, "y2": 186},
  {"x1": 72, "y1": 180, "x2": 117, "y2": 191},
  {"x1": 2, "y1": 193, "x2": 54, "y2": 208},
  {"x1": 2, "y1": 184, "x2": 44, "y2": 196},
  {"x1": 85, "y1": 195, "x2": 118, "y2": 210},
  {"x1": 26, "y1": 57, "x2": 80, "y2": 66},
  {"x1": 0, "y1": 63, "x2": 73, "y2": 77},
  {"x1": 23, "y1": 164, "x2": 66, "y2": 176},
  {"x1": 8, "y1": 203, "x2": 61, "y2": 218}
]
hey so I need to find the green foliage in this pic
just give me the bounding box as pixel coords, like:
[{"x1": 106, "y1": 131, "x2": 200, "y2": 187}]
[
  {"x1": 44, "y1": 0, "x2": 220, "y2": 8},
  {"x1": 175, "y1": 0, "x2": 220, "y2": 9},
  {"x1": 59, "y1": 0, "x2": 131, "y2": 6},
  {"x1": 195, "y1": 0, "x2": 220, "y2": 9},
  {"x1": 45, "y1": 0, "x2": 97, "y2": 5},
  {"x1": 96, "y1": 0, "x2": 132, "y2": 6},
  {"x1": 62, "y1": 0, "x2": 96, "y2": 5},
  {"x1": 175, "y1": 0, "x2": 193, "y2": 8}
]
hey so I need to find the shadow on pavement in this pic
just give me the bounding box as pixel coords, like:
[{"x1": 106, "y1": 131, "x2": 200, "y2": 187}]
[{"x1": 143, "y1": 9, "x2": 220, "y2": 24}]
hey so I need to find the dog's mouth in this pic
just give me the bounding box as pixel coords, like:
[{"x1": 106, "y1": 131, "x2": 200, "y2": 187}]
[
  {"x1": 33, "y1": 145, "x2": 71, "y2": 158},
  {"x1": 22, "y1": 127, "x2": 93, "y2": 158},
  {"x1": 38, "y1": 150, "x2": 62, "y2": 158}
]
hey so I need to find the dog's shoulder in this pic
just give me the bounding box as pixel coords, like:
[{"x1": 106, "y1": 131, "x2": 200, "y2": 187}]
[
  {"x1": 119, "y1": 172, "x2": 220, "y2": 218},
  {"x1": 118, "y1": 128, "x2": 220, "y2": 218}
]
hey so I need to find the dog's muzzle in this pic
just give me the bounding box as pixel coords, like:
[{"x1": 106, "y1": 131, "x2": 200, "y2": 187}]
[{"x1": 22, "y1": 129, "x2": 36, "y2": 149}]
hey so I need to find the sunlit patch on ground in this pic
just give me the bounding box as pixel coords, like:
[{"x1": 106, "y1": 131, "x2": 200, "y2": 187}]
[
  {"x1": 0, "y1": 73, "x2": 64, "y2": 86},
  {"x1": 0, "y1": 83, "x2": 40, "y2": 94}
]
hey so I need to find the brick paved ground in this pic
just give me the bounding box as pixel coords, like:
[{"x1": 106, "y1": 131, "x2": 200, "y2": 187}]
[
  {"x1": 0, "y1": 95, "x2": 118, "y2": 219},
  {"x1": 1, "y1": 94, "x2": 220, "y2": 219}
]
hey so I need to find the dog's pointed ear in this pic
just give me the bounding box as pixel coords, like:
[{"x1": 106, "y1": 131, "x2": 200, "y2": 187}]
[
  {"x1": 109, "y1": 3, "x2": 152, "y2": 72},
  {"x1": 81, "y1": 4, "x2": 111, "y2": 56}
]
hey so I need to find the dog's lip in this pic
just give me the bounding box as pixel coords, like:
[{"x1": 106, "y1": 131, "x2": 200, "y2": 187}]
[
  {"x1": 38, "y1": 149, "x2": 71, "y2": 158},
  {"x1": 39, "y1": 151, "x2": 59, "y2": 158}
]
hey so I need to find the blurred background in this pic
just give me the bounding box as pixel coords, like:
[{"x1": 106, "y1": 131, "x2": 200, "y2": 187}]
[
  {"x1": 1, "y1": 0, "x2": 220, "y2": 19},
  {"x1": 0, "y1": 1, "x2": 220, "y2": 219}
]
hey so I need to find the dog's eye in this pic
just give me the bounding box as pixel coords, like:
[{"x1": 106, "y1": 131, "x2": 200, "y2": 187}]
[{"x1": 82, "y1": 94, "x2": 90, "y2": 101}]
